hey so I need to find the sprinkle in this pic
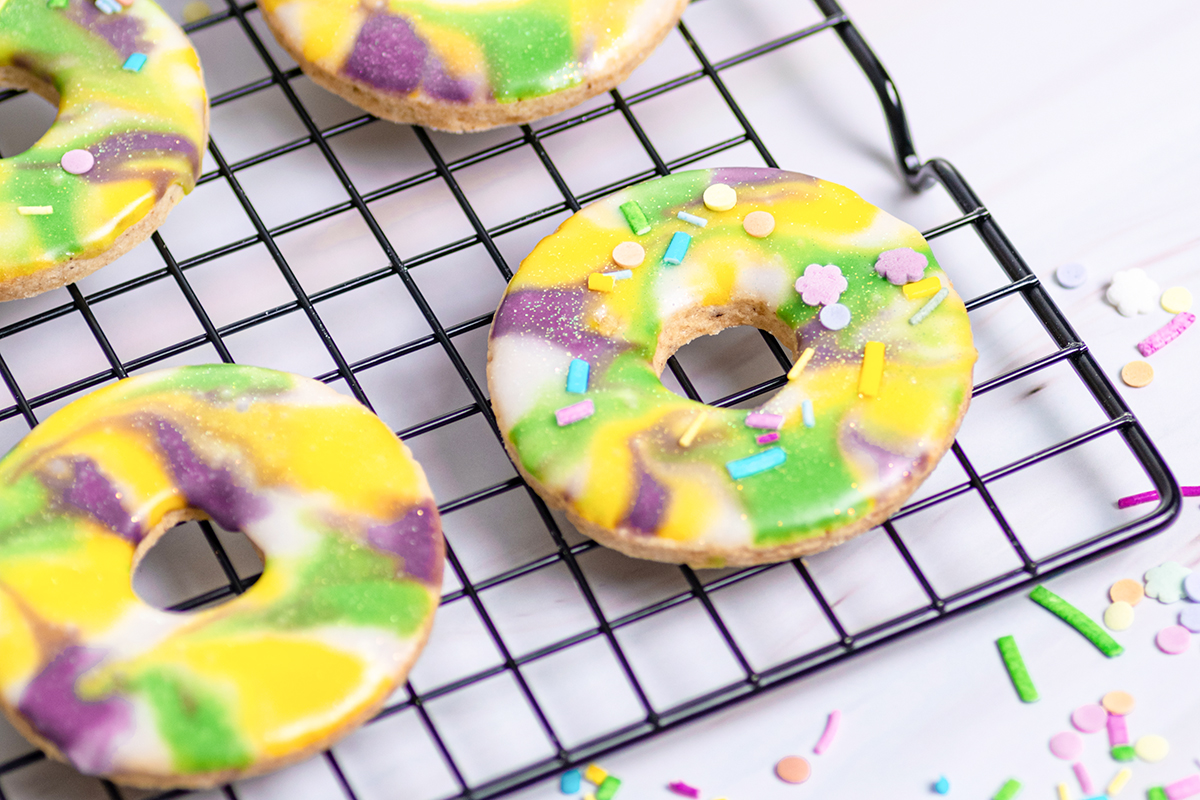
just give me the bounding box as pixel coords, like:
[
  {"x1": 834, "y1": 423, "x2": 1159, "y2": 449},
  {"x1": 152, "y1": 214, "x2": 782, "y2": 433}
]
[
  {"x1": 743, "y1": 210, "x2": 775, "y2": 238},
  {"x1": 584, "y1": 795, "x2": 596, "y2": 800},
  {"x1": 47, "y1": 0, "x2": 69, "y2": 7},
  {"x1": 1149, "y1": 788, "x2": 1167, "y2": 800},
  {"x1": 122, "y1": 52, "x2": 147, "y2": 71},
  {"x1": 819, "y1": 303, "x2": 851, "y2": 330},
  {"x1": 1108, "y1": 768, "x2": 1133, "y2": 796},
  {"x1": 611, "y1": 241, "x2": 645, "y2": 268},
  {"x1": 1137, "y1": 735, "x2": 1170, "y2": 763},
  {"x1": 993, "y1": 778, "x2": 1022, "y2": 800},
  {"x1": 858, "y1": 341, "x2": 885, "y2": 397},
  {"x1": 1050, "y1": 731, "x2": 1083, "y2": 760},
  {"x1": 801, "y1": 399, "x2": 815, "y2": 428},
  {"x1": 1156, "y1": 624, "x2": 1191, "y2": 654},
  {"x1": 794, "y1": 263, "x2": 848, "y2": 306},
  {"x1": 813, "y1": 709, "x2": 840, "y2": 755},
  {"x1": 1103, "y1": 601, "x2": 1134, "y2": 631},
  {"x1": 1112, "y1": 744, "x2": 1135, "y2": 762},
  {"x1": 756, "y1": 432, "x2": 779, "y2": 445},
  {"x1": 1145, "y1": 562, "x2": 1191, "y2": 603},
  {"x1": 934, "y1": 776, "x2": 950, "y2": 795},
  {"x1": 1166, "y1": 776, "x2": 1200, "y2": 800},
  {"x1": 678, "y1": 412, "x2": 707, "y2": 448},
  {"x1": 1056, "y1": 262, "x2": 1088, "y2": 288},
  {"x1": 876, "y1": 247, "x2": 928, "y2": 284},
  {"x1": 94, "y1": 0, "x2": 120, "y2": 12},
  {"x1": 60, "y1": 149, "x2": 95, "y2": 175},
  {"x1": 1108, "y1": 712, "x2": 1130, "y2": 747},
  {"x1": 588, "y1": 273, "x2": 615, "y2": 292},
  {"x1": 596, "y1": 776, "x2": 621, "y2": 800},
  {"x1": 17, "y1": 206, "x2": 53, "y2": 215},
  {"x1": 745, "y1": 412, "x2": 784, "y2": 430},
  {"x1": 996, "y1": 635, "x2": 1038, "y2": 702},
  {"x1": 1029, "y1": 585, "x2": 1124, "y2": 656},
  {"x1": 1184, "y1": 571, "x2": 1200, "y2": 601},
  {"x1": 787, "y1": 347, "x2": 815, "y2": 380},
  {"x1": 1137, "y1": 312, "x2": 1195, "y2": 356},
  {"x1": 555, "y1": 399, "x2": 594, "y2": 426},
  {"x1": 561, "y1": 770, "x2": 582, "y2": 793},
  {"x1": 703, "y1": 183, "x2": 737, "y2": 211},
  {"x1": 619, "y1": 201, "x2": 650, "y2": 235},
  {"x1": 566, "y1": 358, "x2": 590, "y2": 394},
  {"x1": 1073, "y1": 762, "x2": 1094, "y2": 795},
  {"x1": 1120, "y1": 360, "x2": 1153, "y2": 387},
  {"x1": 1056, "y1": 783, "x2": 1070, "y2": 800},
  {"x1": 662, "y1": 232, "x2": 691, "y2": 265},
  {"x1": 1110, "y1": 578, "x2": 1145, "y2": 604},
  {"x1": 181, "y1": 0, "x2": 212, "y2": 21},
  {"x1": 903, "y1": 275, "x2": 942, "y2": 299},
  {"x1": 606, "y1": 269, "x2": 633, "y2": 280},
  {"x1": 1107, "y1": 268, "x2": 1159, "y2": 316},
  {"x1": 775, "y1": 756, "x2": 810, "y2": 784},
  {"x1": 726, "y1": 447, "x2": 785, "y2": 479},
  {"x1": 1102, "y1": 691, "x2": 1135, "y2": 716},
  {"x1": 1115, "y1": 486, "x2": 1200, "y2": 508},
  {"x1": 584, "y1": 764, "x2": 608, "y2": 785},
  {"x1": 677, "y1": 211, "x2": 708, "y2": 227},
  {"x1": 1162, "y1": 286, "x2": 1193, "y2": 314},
  {"x1": 1071, "y1": 703, "x2": 1107, "y2": 733},
  {"x1": 909, "y1": 286, "x2": 950, "y2": 325},
  {"x1": 1179, "y1": 604, "x2": 1200, "y2": 633},
  {"x1": 667, "y1": 782, "x2": 700, "y2": 798}
]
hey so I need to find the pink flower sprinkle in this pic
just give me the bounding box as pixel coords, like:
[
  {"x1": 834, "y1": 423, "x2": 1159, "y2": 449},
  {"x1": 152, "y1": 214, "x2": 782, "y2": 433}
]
[
  {"x1": 794, "y1": 264, "x2": 848, "y2": 306},
  {"x1": 875, "y1": 247, "x2": 928, "y2": 285}
]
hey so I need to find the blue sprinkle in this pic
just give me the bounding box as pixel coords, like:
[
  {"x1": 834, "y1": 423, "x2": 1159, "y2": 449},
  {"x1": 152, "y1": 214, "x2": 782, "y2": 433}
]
[
  {"x1": 95, "y1": 0, "x2": 120, "y2": 12},
  {"x1": 662, "y1": 231, "x2": 691, "y2": 266},
  {"x1": 933, "y1": 775, "x2": 949, "y2": 794},
  {"x1": 801, "y1": 399, "x2": 815, "y2": 428},
  {"x1": 566, "y1": 359, "x2": 590, "y2": 394},
  {"x1": 560, "y1": 769, "x2": 582, "y2": 794},
  {"x1": 676, "y1": 211, "x2": 708, "y2": 227},
  {"x1": 122, "y1": 52, "x2": 148, "y2": 71},
  {"x1": 726, "y1": 447, "x2": 786, "y2": 479},
  {"x1": 606, "y1": 269, "x2": 633, "y2": 280}
]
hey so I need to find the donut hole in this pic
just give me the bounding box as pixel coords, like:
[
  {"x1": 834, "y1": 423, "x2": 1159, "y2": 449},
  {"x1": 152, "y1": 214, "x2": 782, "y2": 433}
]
[
  {"x1": 131, "y1": 509, "x2": 265, "y2": 613},
  {"x1": 0, "y1": 66, "x2": 59, "y2": 159}
]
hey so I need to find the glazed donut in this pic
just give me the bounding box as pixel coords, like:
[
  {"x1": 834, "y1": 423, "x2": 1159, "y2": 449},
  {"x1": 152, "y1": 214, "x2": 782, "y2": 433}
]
[
  {"x1": 0, "y1": 366, "x2": 442, "y2": 788},
  {"x1": 0, "y1": 0, "x2": 208, "y2": 300},
  {"x1": 257, "y1": 0, "x2": 688, "y2": 132},
  {"x1": 487, "y1": 168, "x2": 976, "y2": 567}
]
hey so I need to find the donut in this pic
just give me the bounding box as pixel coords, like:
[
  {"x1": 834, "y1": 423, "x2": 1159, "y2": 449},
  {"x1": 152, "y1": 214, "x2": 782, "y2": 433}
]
[
  {"x1": 487, "y1": 168, "x2": 976, "y2": 567},
  {"x1": 257, "y1": 0, "x2": 688, "y2": 132},
  {"x1": 0, "y1": 0, "x2": 208, "y2": 300},
  {"x1": 0, "y1": 365, "x2": 442, "y2": 788}
]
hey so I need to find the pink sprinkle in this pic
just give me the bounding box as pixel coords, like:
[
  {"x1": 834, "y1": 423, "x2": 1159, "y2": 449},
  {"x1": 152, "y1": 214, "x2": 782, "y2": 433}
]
[
  {"x1": 745, "y1": 412, "x2": 784, "y2": 430},
  {"x1": 1073, "y1": 762, "x2": 1094, "y2": 795},
  {"x1": 1071, "y1": 703, "x2": 1107, "y2": 733},
  {"x1": 1107, "y1": 712, "x2": 1129, "y2": 746},
  {"x1": 60, "y1": 149, "x2": 95, "y2": 175},
  {"x1": 1049, "y1": 731, "x2": 1083, "y2": 760},
  {"x1": 794, "y1": 263, "x2": 848, "y2": 306},
  {"x1": 1119, "y1": 486, "x2": 1200, "y2": 508},
  {"x1": 1167, "y1": 775, "x2": 1200, "y2": 800},
  {"x1": 554, "y1": 399, "x2": 594, "y2": 426},
  {"x1": 813, "y1": 709, "x2": 841, "y2": 755},
  {"x1": 667, "y1": 782, "x2": 700, "y2": 798},
  {"x1": 1157, "y1": 624, "x2": 1192, "y2": 654},
  {"x1": 1137, "y1": 312, "x2": 1195, "y2": 356},
  {"x1": 756, "y1": 432, "x2": 780, "y2": 445},
  {"x1": 874, "y1": 247, "x2": 928, "y2": 285}
]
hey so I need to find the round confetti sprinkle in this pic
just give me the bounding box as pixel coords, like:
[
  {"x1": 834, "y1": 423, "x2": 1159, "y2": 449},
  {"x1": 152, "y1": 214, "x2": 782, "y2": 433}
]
[
  {"x1": 182, "y1": 0, "x2": 211, "y2": 21},
  {"x1": 1121, "y1": 360, "x2": 1154, "y2": 388},
  {"x1": 1156, "y1": 624, "x2": 1191, "y2": 654},
  {"x1": 1183, "y1": 571, "x2": 1200, "y2": 602},
  {"x1": 1048, "y1": 731, "x2": 1083, "y2": 760},
  {"x1": 775, "y1": 756, "x2": 810, "y2": 784},
  {"x1": 1161, "y1": 286, "x2": 1193, "y2": 314},
  {"x1": 703, "y1": 183, "x2": 737, "y2": 212},
  {"x1": 1103, "y1": 600, "x2": 1134, "y2": 631},
  {"x1": 819, "y1": 303, "x2": 851, "y2": 331},
  {"x1": 1135, "y1": 734, "x2": 1169, "y2": 763},
  {"x1": 1102, "y1": 691, "x2": 1135, "y2": 716},
  {"x1": 1071, "y1": 703, "x2": 1108, "y2": 733},
  {"x1": 1179, "y1": 604, "x2": 1200, "y2": 633},
  {"x1": 933, "y1": 776, "x2": 950, "y2": 795},
  {"x1": 60, "y1": 149, "x2": 95, "y2": 175},
  {"x1": 1110, "y1": 578, "x2": 1145, "y2": 605},
  {"x1": 743, "y1": 210, "x2": 775, "y2": 238},
  {"x1": 611, "y1": 241, "x2": 645, "y2": 268},
  {"x1": 1055, "y1": 262, "x2": 1088, "y2": 289}
]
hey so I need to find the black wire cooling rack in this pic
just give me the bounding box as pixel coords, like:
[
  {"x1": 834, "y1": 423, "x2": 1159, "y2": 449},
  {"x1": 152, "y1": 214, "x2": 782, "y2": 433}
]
[{"x1": 0, "y1": 0, "x2": 1182, "y2": 798}]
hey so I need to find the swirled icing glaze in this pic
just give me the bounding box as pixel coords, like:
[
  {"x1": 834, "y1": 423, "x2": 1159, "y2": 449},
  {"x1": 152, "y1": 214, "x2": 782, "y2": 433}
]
[
  {"x1": 488, "y1": 169, "x2": 976, "y2": 566},
  {"x1": 0, "y1": 366, "x2": 442, "y2": 787},
  {"x1": 0, "y1": 0, "x2": 207, "y2": 285}
]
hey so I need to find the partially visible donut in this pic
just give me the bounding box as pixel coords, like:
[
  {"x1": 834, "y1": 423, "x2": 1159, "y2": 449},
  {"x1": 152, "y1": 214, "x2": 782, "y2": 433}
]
[
  {"x1": 0, "y1": 365, "x2": 443, "y2": 788},
  {"x1": 257, "y1": 0, "x2": 688, "y2": 132},
  {"x1": 487, "y1": 168, "x2": 976, "y2": 567},
  {"x1": 0, "y1": 0, "x2": 208, "y2": 300}
]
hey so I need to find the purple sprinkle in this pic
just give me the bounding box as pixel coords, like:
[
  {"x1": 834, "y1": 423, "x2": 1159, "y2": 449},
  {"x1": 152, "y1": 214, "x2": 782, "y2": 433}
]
[
  {"x1": 756, "y1": 432, "x2": 780, "y2": 445},
  {"x1": 555, "y1": 399, "x2": 594, "y2": 426},
  {"x1": 667, "y1": 782, "x2": 700, "y2": 799},
  {"x1": 745, "y1": 412, "x2": 784, "y2": 430}
]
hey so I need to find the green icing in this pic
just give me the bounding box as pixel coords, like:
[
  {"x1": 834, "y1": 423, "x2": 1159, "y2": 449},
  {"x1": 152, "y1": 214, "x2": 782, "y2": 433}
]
[
  {"x1": 126, "y1": 364, "x2": 295, "y2": 402},
  {"x1": 0, "y1": 472, "x2": 49, "y2": 533}
]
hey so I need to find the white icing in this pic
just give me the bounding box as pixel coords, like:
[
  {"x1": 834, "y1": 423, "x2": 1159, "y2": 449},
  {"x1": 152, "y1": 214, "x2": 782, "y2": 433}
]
[{"x1": 487, "y1": 336, "x2": 573, "y2": 433}]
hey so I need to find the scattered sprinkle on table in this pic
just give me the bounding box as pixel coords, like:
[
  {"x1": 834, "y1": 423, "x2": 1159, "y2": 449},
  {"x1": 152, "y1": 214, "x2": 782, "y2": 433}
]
[
  {"x1": 611, "y1": 241, "x2": 645, "y2": 268},
  {"x1": 561, "y1": 769, "x2": 582, "y2": 793},
  {"x1": 996, "y1": 635, "x2": 1038, "y2": 702},
  {"x1": 1165, "y1": 774, "x2": 1200, "y2": 800},
  {"x1": 813, "y1": 709, "x2": 841, "y2": 755},
  {"x1": 1183, "y1": 571, "x2": 1200, "y2": 601},
  {"x1": 1137, "y1": 312, "x2": 1195, "y2": 357},
  {"x1": 596, "y1": 775, "x2": 621, "y2": 800},
  {"x1": 1055, "y1": 262, "x2": 1088, "y2": 289},
  {"x1": 1071, "y1": 703, "x2": 1108, "y2": 733},
  {"x1": 993, "y1": 777, "x2": 1022, "y2": 800},
  {"x1": 1112, "y1": 744, "x2": 1135, "y2": 762},
  {"x1": 1102, "y1": 690, "x2": 1135, "y2": 716},
  {"x1": 1161, "y1": 286, "x2": 1193, "y2": 314},
  {"x1": 1136, "y1": 734, "x2": 1170, "y2": 763},
  {"x1": 60, "y1": 149, "x2": 95, "y2": 175},
  {"x1": 1103, "y1": 601, "x2": 1134, "y2": 631},
  {"x1": 703, "y1": 183, "x2": 737, "y2": 211},
  {"x1": 122, "y1": 52, "x2": 147, "y2": 71},
  {"x1": 819, "y1": 302, "x2": 851, "y2": 330},
  {"x1": 1110, "y1": 578, "x2": 1145, "y2": 605},
  {"x1": 1118, "y1": 486, "x2": 1200, "y2": 508},
  {"x1": 1108, "y1": 712, "x2": 1130, "y2": 746},
  {"x1": 1029, "y1": 585, "x2": 1124, "y2": 657},
  {"x1": 1120, "y1": 360, "x2": 1154, "y2": 388},
  {"x1": 1156, "y1": 624, "x2": 1191, "y2": 654},
  {"x1": 1107, "y1": 767, "x2": 1133, "y2": 796},
  {"x1": 1148, "y1": 787, "x2": 1167, "y2": 800},
  {"x1": 584, "y1": 764, "x2": 608, "y2": 785},
  {"x1": 17, "y1": 206, "x2": 52, "y2": 215},
  {"x1": 667, "y1": 781, "x2": 700, "y2": 798},
  {"x1": 662, "y1": 231, "x2": 691, "y2": 265},
  {"x1": 1145, "y1": 562, "x2": 1191, "y2": 603},
  {"x1": 1179, "y1": 604, "x2": 1200, "y2": 633},
  {"x1": 743, "y1": 210, "x2": 775, "y2": 238},
  {"x1": 1073, "y1": 762, "x2": 1094, "y2": 794},
  {"x1": 775, "y1": 756, "x2": 810, "y2": 784},
  {"x1": 1049, "y1": 731, "x2": 1084, "y2": 760},
  {"x1": 1056, "y1": 783, "x2": 1070, "y2": 800},
  {"x1": 934, "y1": 775, "x2": 950, "y2": 794}
]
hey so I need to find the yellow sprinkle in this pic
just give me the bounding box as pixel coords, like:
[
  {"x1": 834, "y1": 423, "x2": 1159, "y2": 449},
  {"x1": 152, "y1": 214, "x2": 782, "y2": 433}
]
[
  {"x1": 858, "y1": 341, "x2": 885, "y2": 396},
  {"x1": 18, "y1": 206, "x2": 53, "y2": 215},
  {"x1": 703, "y1": 183, "x2": 737, "y2": 211},
  {"x1": 678, "y1": 411, "x2": 708, "y2": 448},
  {"x1": 787, "y1": 347, "x2": 815, "y2": 380},
  {"x1": 1057, "y1": 783, "x2": 1070, "y2": 800},
  {"x1": 584, "y1": 764, "x2": 608, "y2": 785},
  {"x1": 588, "y1": 273, "x2": 615, "y2": 293},
  {"x1": 903, "y1": 276, "x2": 942, "y2": 299},
  {"x1": 1107, "y1": 767, "x2": 1132, "y2": 796},
  {"x1": 1161, "y1": 286, "x2": 1193, "y2": 314},
  {"x1": 583, "y1": 796, "x2": 596, "y2": 800}
]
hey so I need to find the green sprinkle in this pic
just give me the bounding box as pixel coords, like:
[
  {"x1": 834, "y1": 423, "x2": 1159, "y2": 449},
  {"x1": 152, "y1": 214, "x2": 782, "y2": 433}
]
[
  {"x1": 1111, "y1": 744, "x2": 1135, "y2": 761},
  {"x1": 619, "y1": 201, "x2": 651, "y2": 236},
  {"x1": 993, "y1": 778, "x2": 1022, "y2": 800},
  {"x1": 596, "y1": 775, "x2": 621, "y2": 800},
  {"x1": 1148, "y1": 787, "x2": 1167, "y2": 800},
  {"x1": 46, "y1": 0, "x2": 69, "y2": 7},
  {"x1": 995, "y1": 635, "x2": 1038, "y2": 702},
  {"x1": 1029, "y1": 585, "x2": 1124, "y2": 657}
]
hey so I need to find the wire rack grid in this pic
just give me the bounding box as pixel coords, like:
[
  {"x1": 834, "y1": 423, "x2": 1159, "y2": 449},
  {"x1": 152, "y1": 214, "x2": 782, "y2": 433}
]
[{"x1": 0, "y1": 0, "x2": 1180, "y2": 799}]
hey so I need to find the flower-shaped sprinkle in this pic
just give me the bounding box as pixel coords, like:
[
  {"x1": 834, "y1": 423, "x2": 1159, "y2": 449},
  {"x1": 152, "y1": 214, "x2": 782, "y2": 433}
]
[
  {"x1": 875, "y1": 247, "x2": 928, "y2": 285},
  {"x1": 1144, "y1": 561, "x2": 1191, "y2": 604},
  {"x1": 794, "y1": 264, "x2": 847, "y2": 306},
  {"x1": 1106, "y1": 268, "x2": 1160, "y2": 316}
]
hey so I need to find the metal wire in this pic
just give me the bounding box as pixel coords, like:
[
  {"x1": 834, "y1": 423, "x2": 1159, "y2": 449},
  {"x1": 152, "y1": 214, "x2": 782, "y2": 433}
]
[{"x1": 0, "y1": 0, "x2": 1179, "y2": 798}]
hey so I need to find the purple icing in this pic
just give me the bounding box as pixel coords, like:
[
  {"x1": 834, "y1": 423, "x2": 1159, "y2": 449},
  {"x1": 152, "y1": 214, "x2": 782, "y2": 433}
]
[
  {"x1": 88, "y1": 131, "x2": 202, "y2": 185},
  {"x1": 67, "y1": 1, "x2": 150, "y2": 60},
  {"x1": 421, "y1": 56, "x2": 476, "y2": 104},
  {"x1": 622, "y1": 462, "x2": 668, "y2": 535},
  {"x1": 343, "y1": 15, "x2": 426, "y2": 94},
  {"x1": 492, "y1": 288, "x2": 627, "y2": 363},
  {"x1": 710, "y1": 168, "x2": 813, "y2": 187},
  {"x1": 59, "y1": 458, "x2": 143, "y2": 544},
  {"x1": 18, "y1": 647, "x2": 133, "y2": 775},
  {"x1": 839, "y1": 423, "x2": 921, "y2": 488},
  {"x1": 365, "y1": 501, "x2": 443, "y2": 585},
  {"x1": 149, "y1": 418, "x2": 266, "y2": 531}
]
